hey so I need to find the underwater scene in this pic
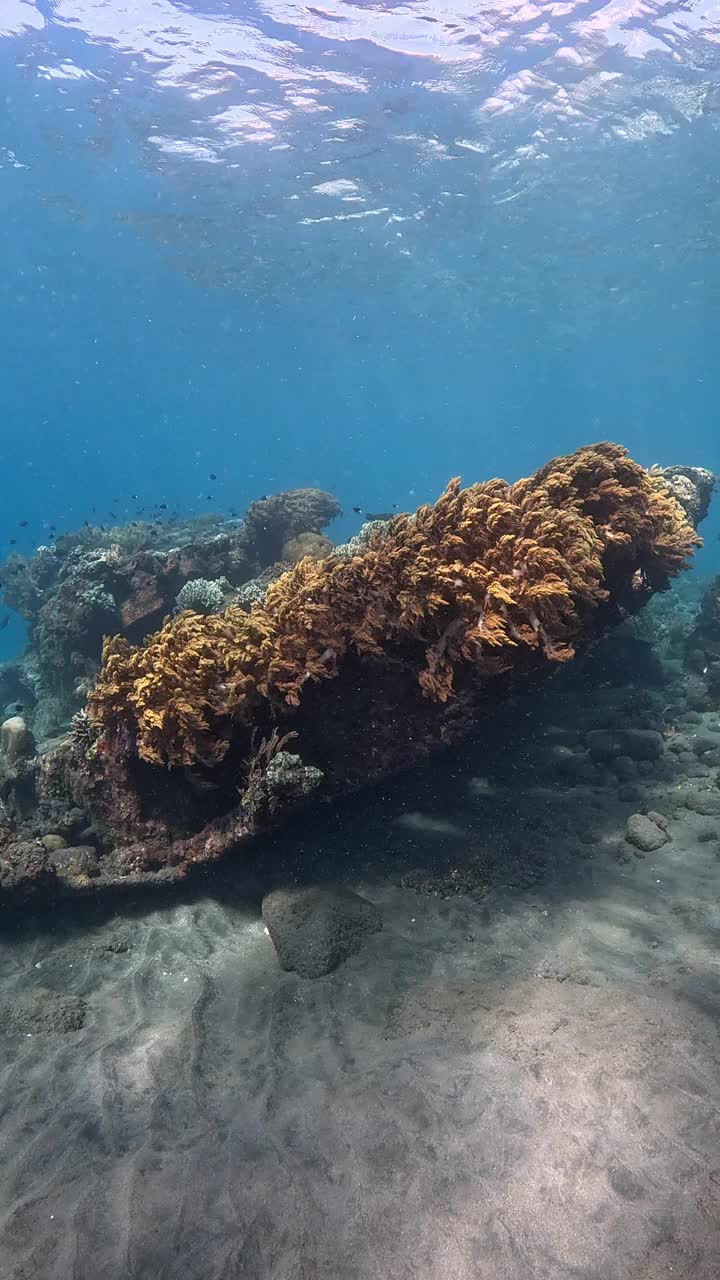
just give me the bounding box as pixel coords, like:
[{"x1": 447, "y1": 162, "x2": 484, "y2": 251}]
[{"x1": 2, "y1": 0, "x2": 720, "y2": 1276}]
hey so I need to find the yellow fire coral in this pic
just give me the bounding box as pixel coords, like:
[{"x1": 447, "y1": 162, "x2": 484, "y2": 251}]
[{"x1": 88, "y1": 443, "x2": 700, "y2": 768}]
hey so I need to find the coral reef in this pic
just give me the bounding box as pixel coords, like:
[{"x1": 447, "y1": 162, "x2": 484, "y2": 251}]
[
  {"x1": 0, "y1": 442, "x2": 713, "y2": 902},
  {"x1": 0, "y1": 486, "x2": 342, "y2": 738},
  {"x1": 653, "y1": 464, "x2": 717, "y2": 528},
  {"x1": 89, "y1": 443, "x2": 700, "y2": 769}
]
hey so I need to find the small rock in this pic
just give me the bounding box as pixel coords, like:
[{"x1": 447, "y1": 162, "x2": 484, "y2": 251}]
[
  {"x1": 678, "y1": 754, "x2": 710, "y2": 778},
  {"x1": 0, "y1": 987, "x2": 87, "y2": 1035},
  {"x1": 621, "y1": 730, "x2": 664, "y2": 762},
  {"x1": 0, "y1": 716, "x2": 35, "y2": 767},
  {"x1": 41, "y1": 833, "x2": 66, "y2": 852},
  {"x1": 613, "y1": 755, "x2": 637, "y2": 781},
  {"x1": 100, "y1": 930, "x2": 132, "y2": 954},
  {"x1": 587, "y1": 730, "x2": 620, "y2": 763},
  {"x1": 667, "y1": 734, "x2": 692, "y2": 755},
  {"x1": 625, "y1": 813, "x2": 668, "y2": 853},
  {"x1": 0, "y1": 842, "x2": 57, "y2": 897},
  {"x1": 56, "y1": 808, "x2": 87, "y2": 838},
  {"x1": 52, "y1": 846, "x2": 99, "y2": 879},
  {"x1": 647, "y1": 810, "x2": 670, "y2": 832},
  {"x1": 684, "y1": 792, "x2": 720, "y2": 817},
  {"x1": 549, "y1": 746, "x2": 595, "y2": 781},
  {"x1": 262, "y1": 886, "x2": 382, "y2": 979}
]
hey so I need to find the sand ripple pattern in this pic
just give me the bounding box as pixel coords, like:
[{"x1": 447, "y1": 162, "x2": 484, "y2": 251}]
[{"x1": 1, "y1": 791, "x2": 720, "y2": 1279}]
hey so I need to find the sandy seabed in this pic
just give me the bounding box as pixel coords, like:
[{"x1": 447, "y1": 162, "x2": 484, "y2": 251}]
[{"x1": 1, "y1": 723, "x2": 720, "y2": 1280}]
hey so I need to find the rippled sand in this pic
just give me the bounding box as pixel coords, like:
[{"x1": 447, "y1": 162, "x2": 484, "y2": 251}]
[{"x1": 1, "y1": 766, "x2": 719, "y2": 1280}]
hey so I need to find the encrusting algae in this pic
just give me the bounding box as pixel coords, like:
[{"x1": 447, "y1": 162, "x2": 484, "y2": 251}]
[{"x1": 88, "y1": 444, "x2": 700, "y2": 769}]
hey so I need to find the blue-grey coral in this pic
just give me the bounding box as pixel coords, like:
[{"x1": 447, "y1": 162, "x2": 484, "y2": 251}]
[{"x1": 175, "y1": 577, "x2": 226, "y2": 615}]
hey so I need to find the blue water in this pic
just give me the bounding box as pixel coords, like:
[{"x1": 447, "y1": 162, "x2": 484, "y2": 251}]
[{"x1": 1, "y1": 0, "x2": 719, "y2": 658}]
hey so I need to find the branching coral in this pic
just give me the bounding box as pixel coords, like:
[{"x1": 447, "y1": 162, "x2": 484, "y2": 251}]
[
  {"x1": 175, "y1": 577, "x2": 226, "y2": 615},
  {"x1": 88, "y1": 444, "x2": 700, "y2": 768},
  {"x1": 92, "y1": 607, "x2": 277, "y2": 766}
]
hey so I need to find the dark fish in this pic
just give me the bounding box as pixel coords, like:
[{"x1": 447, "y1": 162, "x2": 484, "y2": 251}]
[
  {"x1": 209, "y1": 473, "x2": 217, "y2": 480},
  {"x1": 131, "y1": 494, "x2": 138, "y2": 500},
  {"x1": 0, "y1": 616, "x2": 9, "y2": 630},
  {"x1": 109, "y1": 512, "x2": 117, "y2": 519},
  {"x1": 206, "y1": 496, "x2": 213, "y2": 501},
  {"x1": 352, "y1": 506, "x2": 362, "y2": 514},
  {"x1": 365, "y1": 511, "x2": 396, "y2": 522},
  {"x1": 9, "y1": 539, "x2": 16, "y2": 545},
  {"x1": 230, "y1": 510, "x2": 238, "y2": 517},
  {"x1": 159, "y1": 503, "x2": 167, "y2": 510},
  {"x1": 18, "y1": 520, "x2": 28, "y2": 528}
]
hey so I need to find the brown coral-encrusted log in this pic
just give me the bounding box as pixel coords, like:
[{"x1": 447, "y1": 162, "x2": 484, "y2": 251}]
[{"x1": 88, "y1": 443, "x2": 700, "y2": 772}]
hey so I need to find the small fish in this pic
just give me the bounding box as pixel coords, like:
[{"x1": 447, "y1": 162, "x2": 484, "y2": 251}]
[
  {"x1": 159, "y1": 503, "x2": 167, "y2": 511},
  {"x1": 0, "y1": 615, "x2": 9, "y2": 630},
  {"x1": 109, "y1": 512, "x2": 117, "y2": 519},
  {"x1": 352, "y1": 506, "x2": 362, "y2": 514},
  {"x1": 365, "y1": 511, "x2": 396, "y2": 522},
  {"x1": 206, "y1": 495, "x2": 213, "y2": 500},
  {"x1": 209, "y1": 472, "x2": 217, "y2": 480},
  {"x1": 18, "y1": 520, "x2": 28, "y2": 528},
  {"x1": 131, "y1": 494, "x2": 138, "y2": 500},
  {"x1": 9, "y1": 539, "x2": 16, "y2": 545},
  {"x1": 230, "y1": 509, "x2": 238, "y2": 517}
]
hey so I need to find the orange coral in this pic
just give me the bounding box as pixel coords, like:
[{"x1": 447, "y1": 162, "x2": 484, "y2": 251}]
[{"x1": 88, "y1": 443, "x2": 700, "y2": 768}]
